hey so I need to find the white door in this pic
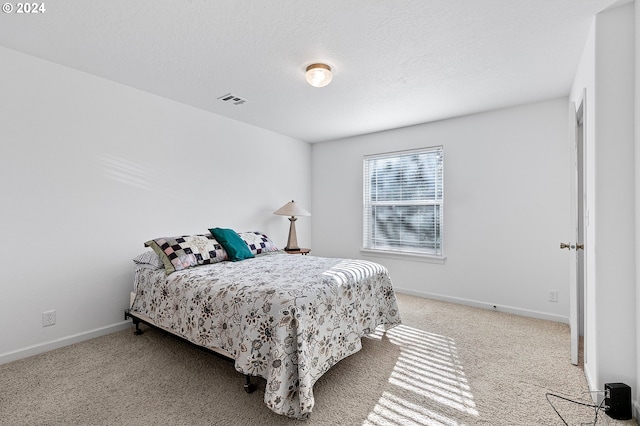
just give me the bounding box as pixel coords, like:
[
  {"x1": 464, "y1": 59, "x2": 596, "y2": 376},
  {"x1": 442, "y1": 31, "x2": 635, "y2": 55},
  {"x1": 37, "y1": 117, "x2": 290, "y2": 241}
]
[
  {"x1": 566, "y1": 99, "x2": 586, "y2": 366},
  {"x1": 567, "y1": 102, "x2": 579, "y2": 365}
]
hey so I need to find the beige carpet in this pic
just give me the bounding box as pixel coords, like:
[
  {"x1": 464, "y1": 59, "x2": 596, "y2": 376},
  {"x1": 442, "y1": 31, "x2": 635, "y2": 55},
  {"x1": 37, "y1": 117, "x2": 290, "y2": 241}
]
[{"x1": 0, "y1": 293, "x2": 636, "y2": 426}]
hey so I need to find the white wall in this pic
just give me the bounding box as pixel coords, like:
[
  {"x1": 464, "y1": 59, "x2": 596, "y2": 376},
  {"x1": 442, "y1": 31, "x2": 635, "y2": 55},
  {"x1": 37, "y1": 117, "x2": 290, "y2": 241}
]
[
  {"x1": 570, "y1": 1, "x2": 636, "y2": 408},
  {"x1": 594, "y1": 1, "x2": 636, "y2": 398},
  {"x1": 312, "y1": 98, "x2": 571, "y2": 322},
  {"x1": 570, "y1": 15, "x2": 599, "y2": 396},
  {"x1": 0, "y1": 46, "x2": 311, "y2": 363}
]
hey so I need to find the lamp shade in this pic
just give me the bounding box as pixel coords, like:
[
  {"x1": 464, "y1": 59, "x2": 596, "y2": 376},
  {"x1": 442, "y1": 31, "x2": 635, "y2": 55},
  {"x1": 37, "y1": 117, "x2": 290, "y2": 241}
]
[{"x1": 273, "y1": 200, "x2": 311, "y2": 217}]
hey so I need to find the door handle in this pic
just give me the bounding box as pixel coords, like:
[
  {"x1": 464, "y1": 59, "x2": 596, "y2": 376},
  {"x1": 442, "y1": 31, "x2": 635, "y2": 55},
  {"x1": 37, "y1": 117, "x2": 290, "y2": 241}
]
[{"x1": 560, "y1": 243, "x2": 584, "y2": 250}]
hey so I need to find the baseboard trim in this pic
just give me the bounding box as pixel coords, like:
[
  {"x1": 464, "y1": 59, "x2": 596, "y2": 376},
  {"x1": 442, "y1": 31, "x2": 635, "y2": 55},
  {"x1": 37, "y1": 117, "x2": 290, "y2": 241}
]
[
  {"x1": 632, "y1": 400, "x2": 640, "y2": 421},
  {"x1": 395, "y1": 288, "x2": 570, "y2": 324},
  {"x1": 0, "y1": 292, "x2": 569, "y2": 365},
  {"x1": 0, "y1": 321, "x2": 132, "y2": 365},
  {"x1": 583, "y1": 367, "x2": 599, "y2": 403},
  {"x1": 585, "y1": 367, "x2": 639, "y2": 420}
]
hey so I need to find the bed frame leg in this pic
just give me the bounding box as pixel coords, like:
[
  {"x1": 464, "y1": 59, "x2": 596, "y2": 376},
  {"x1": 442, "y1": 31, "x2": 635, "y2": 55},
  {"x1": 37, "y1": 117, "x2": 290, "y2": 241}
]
[
  {"x1": 124, "y1": 309, "x2": 144, "y2": 335},
  {"x1": 133, "y1": 319, "x2": 143, "y2": 335},
  {"x1": 244, "y1": 375, "x2": 257, "y2": 393}
]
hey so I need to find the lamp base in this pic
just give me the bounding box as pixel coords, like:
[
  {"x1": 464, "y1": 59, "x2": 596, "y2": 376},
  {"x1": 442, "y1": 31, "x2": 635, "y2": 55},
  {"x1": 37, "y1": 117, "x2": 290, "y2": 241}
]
[
  {"x1": 284, "y1": 217, "x2": 300, "y2": 251},
  {"x1": 283, "y1": 248, "x2": 310, "y2": 255}
]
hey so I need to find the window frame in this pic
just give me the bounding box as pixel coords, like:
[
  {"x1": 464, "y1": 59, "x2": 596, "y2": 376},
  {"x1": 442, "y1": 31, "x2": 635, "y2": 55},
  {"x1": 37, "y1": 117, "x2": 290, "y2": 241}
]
[{"x1": 361, "y1": 146, "x2": 446, "y2": 263}]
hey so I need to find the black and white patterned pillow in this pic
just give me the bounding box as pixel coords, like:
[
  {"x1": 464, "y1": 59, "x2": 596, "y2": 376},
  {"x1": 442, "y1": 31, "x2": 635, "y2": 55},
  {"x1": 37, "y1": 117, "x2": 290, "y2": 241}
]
[
  {"x1": 145, "y1": 234, "x2": 228, "y2": 274},
  {"x1": 238, "y1": 231, "x2": 280, "y2": 255}
]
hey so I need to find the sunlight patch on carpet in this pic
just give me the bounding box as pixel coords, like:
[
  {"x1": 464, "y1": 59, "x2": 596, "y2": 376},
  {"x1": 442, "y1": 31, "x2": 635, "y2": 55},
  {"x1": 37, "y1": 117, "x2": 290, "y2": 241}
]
[{"x1": 364, "y1": 325, "x2": 478, "y2": 426}]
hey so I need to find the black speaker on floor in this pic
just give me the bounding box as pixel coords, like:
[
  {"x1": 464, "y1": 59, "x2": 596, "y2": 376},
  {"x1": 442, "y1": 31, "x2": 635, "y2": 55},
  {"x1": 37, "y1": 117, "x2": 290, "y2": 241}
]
[{"x1": 604, "y1": 382, "x2": 632, "y2": 420}]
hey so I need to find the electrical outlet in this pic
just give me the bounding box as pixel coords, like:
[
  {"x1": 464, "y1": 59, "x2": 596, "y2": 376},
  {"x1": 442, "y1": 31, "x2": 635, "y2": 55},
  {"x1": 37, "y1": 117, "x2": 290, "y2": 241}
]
[
  {"x1": 42, "y1": 310, "x2": 56, "y2": 327},
  {"x1": 548, "y1": 290, "x2": 558, "y2": 303}
]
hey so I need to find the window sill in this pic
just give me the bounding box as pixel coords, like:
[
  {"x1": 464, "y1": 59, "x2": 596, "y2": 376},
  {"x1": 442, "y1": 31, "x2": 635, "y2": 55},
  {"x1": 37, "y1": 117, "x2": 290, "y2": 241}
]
[{"x1": 360, "y1": 248, "x2": 447, "y2": 264}]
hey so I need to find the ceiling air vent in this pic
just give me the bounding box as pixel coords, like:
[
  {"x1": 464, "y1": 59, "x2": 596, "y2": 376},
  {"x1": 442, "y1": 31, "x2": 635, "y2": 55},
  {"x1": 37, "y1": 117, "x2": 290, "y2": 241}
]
[{"x1": 218, "y1": 93, "x2": 247, "y2": 106}]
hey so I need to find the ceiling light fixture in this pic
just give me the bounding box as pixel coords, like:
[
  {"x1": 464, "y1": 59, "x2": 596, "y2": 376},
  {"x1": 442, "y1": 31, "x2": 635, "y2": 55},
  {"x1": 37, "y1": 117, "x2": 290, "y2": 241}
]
[{"x1": 305, "y1": 63, "x2": 333, "y2": 88}]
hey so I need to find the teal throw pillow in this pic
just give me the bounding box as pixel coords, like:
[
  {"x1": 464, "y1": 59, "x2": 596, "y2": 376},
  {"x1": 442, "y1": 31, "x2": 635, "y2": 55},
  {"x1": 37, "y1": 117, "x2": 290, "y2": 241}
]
[{"x1": 208, "y1": 228, "x2": 255, "y2": 262}]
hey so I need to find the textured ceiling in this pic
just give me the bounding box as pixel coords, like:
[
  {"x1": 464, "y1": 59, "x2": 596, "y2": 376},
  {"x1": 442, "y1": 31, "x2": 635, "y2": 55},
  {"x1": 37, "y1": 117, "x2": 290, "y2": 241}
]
[{"x1": 0, "y1": 0, "x2": 623, "y2": 142}]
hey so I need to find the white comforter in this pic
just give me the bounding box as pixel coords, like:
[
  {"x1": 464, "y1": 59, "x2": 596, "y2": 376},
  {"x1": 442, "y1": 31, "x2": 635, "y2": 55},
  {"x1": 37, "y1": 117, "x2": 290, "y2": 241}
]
[{"x1": 130, "y1": 252, "x2": 401, "y2": 418}]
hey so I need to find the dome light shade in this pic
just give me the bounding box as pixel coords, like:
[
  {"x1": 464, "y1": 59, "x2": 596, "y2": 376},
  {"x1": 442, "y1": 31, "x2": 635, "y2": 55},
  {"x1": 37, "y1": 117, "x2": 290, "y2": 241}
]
[{"x1": 305, "y1": 63, "x2": 333, "y2": 88}]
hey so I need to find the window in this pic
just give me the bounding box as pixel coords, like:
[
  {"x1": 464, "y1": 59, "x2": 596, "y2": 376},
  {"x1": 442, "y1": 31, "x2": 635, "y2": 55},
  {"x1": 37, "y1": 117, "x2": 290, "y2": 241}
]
[{"x1": 363, "y1": 146, "x2": 444, "y2": 258}]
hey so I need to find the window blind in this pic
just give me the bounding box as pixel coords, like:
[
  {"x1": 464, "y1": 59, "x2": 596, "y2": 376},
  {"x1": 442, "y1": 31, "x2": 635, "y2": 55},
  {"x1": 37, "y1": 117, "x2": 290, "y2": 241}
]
[{"x1": 363, "y1": 146, "x2": 444, "y2": 255}]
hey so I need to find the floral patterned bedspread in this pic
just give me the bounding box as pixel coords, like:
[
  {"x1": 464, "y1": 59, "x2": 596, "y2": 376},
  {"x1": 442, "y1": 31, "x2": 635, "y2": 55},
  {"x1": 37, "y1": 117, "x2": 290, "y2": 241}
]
[{"x1": 130, "y1": 252, "x2": 401, "y2": 419}]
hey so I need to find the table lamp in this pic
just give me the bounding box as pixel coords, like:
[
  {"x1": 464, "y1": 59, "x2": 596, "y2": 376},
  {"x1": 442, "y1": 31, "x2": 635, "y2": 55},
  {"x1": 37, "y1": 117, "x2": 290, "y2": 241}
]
[{"x1": 273, "y1": 200, "x2": 311, "y2": 251}]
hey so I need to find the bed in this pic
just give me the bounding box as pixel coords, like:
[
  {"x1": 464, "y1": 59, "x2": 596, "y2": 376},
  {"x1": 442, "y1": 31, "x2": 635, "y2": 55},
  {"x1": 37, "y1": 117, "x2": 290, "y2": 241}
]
[{"x1": 126, "y1": 230, "x2": 401, "y2": 419}]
